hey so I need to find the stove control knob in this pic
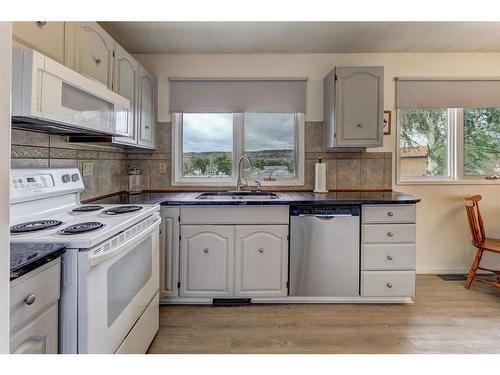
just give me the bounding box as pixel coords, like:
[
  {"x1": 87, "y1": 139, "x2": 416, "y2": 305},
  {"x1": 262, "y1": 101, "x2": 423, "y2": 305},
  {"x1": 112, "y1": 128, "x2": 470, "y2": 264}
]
[
  {"x1": 62, "y1": 174, "x2": 71, "y2": 183},
  {"x1": 71, "y1": 173, "x2": 80, "y2": 182}
]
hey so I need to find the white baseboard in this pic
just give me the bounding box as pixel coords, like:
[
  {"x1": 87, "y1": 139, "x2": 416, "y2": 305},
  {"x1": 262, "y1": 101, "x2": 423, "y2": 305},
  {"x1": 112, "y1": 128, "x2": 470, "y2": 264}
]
[{"x1": 417, "y1": 265, "x2": 500, "y2": 274}]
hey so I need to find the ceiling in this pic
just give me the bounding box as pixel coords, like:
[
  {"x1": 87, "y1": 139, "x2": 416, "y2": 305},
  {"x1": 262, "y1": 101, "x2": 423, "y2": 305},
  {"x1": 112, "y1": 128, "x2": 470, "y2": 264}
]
[{"x1": 99, "y1": 22, "x2": 500, "y2": 54}]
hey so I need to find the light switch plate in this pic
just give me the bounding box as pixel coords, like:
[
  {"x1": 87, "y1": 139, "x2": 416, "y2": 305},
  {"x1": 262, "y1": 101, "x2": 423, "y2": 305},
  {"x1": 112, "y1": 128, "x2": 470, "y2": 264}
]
[
  {"x1": 159, "y1": 162, "x2": 167, "y2": 174},
  {"x1": 82, "y1": 162, "x2": 93, "y2": 176}
]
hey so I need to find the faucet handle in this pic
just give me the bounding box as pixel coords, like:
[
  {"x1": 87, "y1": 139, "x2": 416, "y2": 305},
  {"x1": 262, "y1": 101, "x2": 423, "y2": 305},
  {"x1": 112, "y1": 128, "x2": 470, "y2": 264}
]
[{"x1": 254, "y1": 180, "x2": 262, "y2": 192}]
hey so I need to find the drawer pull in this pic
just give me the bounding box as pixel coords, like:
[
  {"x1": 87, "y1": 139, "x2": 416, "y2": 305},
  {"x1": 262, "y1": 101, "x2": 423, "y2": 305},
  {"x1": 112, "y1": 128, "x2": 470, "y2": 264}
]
[
  {"x1": 203, "y1": 248, "x2": 209, "y2": 254},
  {"x1": 258, "y1": 248, "x2": 264, "y2": 253},
  {"x1": 387, "y1": 232, "x2": 394, "y2": 237},
  {"x1": 95, "y1": 58, "x2": 102, "y2": 65},
  {"x1": 357, "y1": 123, "x2": 364, "y2": 128},
  {"x1": 36, "y1": 21, "x2": 47, "y2": 27},
  {"x1": 386, "y1": 255, "x2": 393, "y2": 261},
  {"x1": 24, "y1": 294, "x2": 36, "y2": 305},
  {"x1": 386, "y1": 283, "x2": 393, "y2": 289},
  {"x1": 387, "y1": 211, "x2": 394, "y2": 217}
]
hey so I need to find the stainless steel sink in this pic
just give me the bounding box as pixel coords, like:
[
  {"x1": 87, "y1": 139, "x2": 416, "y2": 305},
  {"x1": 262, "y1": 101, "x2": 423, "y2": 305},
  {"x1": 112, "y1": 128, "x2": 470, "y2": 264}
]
[{"x1": 195, "y1": 191, "x2": 279, "y2": 200}]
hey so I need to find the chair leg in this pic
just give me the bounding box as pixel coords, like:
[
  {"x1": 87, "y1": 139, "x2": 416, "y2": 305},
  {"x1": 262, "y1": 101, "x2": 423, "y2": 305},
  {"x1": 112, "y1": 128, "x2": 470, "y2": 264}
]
[{"x1": 465, "y1": 248, "x2": 484, "y2": 289}]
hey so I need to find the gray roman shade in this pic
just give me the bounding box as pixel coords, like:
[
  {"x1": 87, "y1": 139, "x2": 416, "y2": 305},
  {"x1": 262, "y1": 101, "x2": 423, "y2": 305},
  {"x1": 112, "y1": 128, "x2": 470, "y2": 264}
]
[
  {"x1": 169, "y1": 78, "x2": 307, "y2": 113},
  {"x1": 396, "y1": 77, "x2": 500, "y2": 108}
]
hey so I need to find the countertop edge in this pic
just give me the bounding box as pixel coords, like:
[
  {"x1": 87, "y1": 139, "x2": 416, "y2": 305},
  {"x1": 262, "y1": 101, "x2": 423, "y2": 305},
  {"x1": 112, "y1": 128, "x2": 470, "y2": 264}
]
[{"x1": 10, "y1": 247, "x2": 66, "y2": 282}]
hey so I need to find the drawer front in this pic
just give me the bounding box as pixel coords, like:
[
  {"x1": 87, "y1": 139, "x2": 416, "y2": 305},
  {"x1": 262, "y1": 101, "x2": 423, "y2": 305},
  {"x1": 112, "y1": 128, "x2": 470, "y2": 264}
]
[
  {"x1": 181, "y1": 205, "x2": 289, "y2": 225},
  {"x1": 362, "y1": 224, "x2": 416, "y2": 243},
  {"x1": 362, "y1": 244, "x2": 416, "y2": 270},
  {"x1": 363, "y1": 205, "x2": 416, "y2": 224},
  {"x1": 361, "y1": 271, "x2": 416, "y2": 297},
  {"x1": 10, "y1": 260, "x2": 61, "y2": 330}
]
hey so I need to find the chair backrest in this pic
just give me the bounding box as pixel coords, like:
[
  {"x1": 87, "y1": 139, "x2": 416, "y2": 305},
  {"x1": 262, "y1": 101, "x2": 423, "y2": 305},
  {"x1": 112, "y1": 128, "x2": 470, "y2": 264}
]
[{"x1": 464, "y1": 195, "x2": 486, "y2": 247}]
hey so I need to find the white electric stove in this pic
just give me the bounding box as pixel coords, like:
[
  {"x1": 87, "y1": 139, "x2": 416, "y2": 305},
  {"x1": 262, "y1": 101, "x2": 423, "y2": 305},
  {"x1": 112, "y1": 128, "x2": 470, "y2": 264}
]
[{"x1": 10, "y1": 168, "x2": 161, "y2": 354}]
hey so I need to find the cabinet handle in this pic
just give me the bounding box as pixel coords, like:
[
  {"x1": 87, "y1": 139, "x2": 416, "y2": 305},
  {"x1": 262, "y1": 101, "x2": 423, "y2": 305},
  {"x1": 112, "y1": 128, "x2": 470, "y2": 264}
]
[
  {"x1": 95, "y1": 58, "x2": 102, "y2": 65},
  {"x1": 387, "y1": 232, "x2": 394, "y2": 237},
  {"x1": 36, "y1": 21, "x2": 47, "y2": 27},
  {"x1": 145, "y1": 126, "x2": 150, "y2": 129},
  {"x1": 386, "y1": 283, "x2": 393, "y2": 289},
  {"x1": 258, "y1": 248, "x2": 264, "y2": 253},
  {"x1": 25, "y1": 294, "x2": 36, "y2": 305},
  {"x1": 387, "y1": 211, "x2": 394, "y2": 217},
  {"x1": 357, "y1": 123, "x2": 364, "y2": 128},
  {"x1": 386, "y1": 255, "x2": 393, "y2": 261},
  {"x1": 203, "y1": 248, "x2": 209, "y2": 254}
]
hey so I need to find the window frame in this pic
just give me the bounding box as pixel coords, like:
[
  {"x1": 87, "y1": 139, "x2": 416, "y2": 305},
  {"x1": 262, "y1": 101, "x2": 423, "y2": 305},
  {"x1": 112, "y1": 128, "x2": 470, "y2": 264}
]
[
  {"x1": 396, "y1": 108, "x2": 500, "y2": 185},
  {"x1": 171, "y1": 112, "x2": 305, "y2": 186}
]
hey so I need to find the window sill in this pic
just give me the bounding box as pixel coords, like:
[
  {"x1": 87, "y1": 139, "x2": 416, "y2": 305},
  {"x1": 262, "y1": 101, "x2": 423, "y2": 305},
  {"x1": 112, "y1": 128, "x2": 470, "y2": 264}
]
[
  {"x1": 172, "y1": 177, "x2": 305, "y2": 187},
  {"x1": 397, "y1": 179, "x2": 500, "y2": 186}
]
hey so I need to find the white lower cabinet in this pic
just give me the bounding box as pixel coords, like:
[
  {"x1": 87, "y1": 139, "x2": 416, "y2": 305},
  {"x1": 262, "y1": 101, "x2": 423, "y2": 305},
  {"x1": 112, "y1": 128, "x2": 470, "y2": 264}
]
[
  {"x1": 10, "y1": 260, "x2": 61, "y2": 354},
  {"x1": 180, "y1": 225, "x2": 234, "y2": 297},
  {"x1": 235, "y1": 225, "x2": 288, "y2": 297}
]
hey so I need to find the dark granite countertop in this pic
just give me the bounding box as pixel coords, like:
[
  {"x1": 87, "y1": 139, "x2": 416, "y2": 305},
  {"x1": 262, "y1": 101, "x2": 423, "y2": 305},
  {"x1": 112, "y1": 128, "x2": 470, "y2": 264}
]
[
  {"x1": 90, "y1": 191, "x2": 420, "y2": 206},
  {"x1": 10, "y1": 243, "x2": 66, "y2": 281}
]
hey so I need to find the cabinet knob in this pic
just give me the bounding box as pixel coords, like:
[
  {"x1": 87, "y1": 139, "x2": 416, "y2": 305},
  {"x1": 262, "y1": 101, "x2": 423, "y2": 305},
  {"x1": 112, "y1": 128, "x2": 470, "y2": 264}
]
[
  {"x1": 387, "y1": 232, "x2": 394, "y2": 237},
  {"x1": 25, "y1": 294, "x2": 36, "y2": 305},
  {"x1": 95, "y1": 58, "x2": 102, "y2": 65},
  {"x1": 357, "y1": 123, "x2": 364, "y2": 128},
  {"x1": 387, "y1": 211, "x2": 394, "y2": 217},
  {"x1": 386, "y1": 283, "x2": 393, "y2": 289},
  {"x1": 36, "y1": 21, "x2": 47, "y2": 27},
  {"x1": 203, "y1": 248, "x2": 209, "y2": 254},
  {"x1": 145, "y1": 126, "x2": 150, "y2": 129},
  {"x1": 386, "y1": 255, "x2": 393, "y2": 261},
  {"x1": 258, "y1": 248, "x2": 264, "y2": 253}
]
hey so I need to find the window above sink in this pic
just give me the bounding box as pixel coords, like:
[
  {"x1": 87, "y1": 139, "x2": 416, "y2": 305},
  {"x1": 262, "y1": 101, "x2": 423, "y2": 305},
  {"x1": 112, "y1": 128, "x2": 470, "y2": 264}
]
[{"x1": 172, "y1": 112, "x2": 305, "y2": 187}]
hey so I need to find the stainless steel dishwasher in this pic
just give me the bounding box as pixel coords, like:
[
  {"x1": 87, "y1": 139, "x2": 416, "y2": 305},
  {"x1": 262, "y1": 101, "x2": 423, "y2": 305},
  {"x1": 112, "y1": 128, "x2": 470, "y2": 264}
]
[{"x1": 289, "y1": 205, "x2": 360, "y2": 297}]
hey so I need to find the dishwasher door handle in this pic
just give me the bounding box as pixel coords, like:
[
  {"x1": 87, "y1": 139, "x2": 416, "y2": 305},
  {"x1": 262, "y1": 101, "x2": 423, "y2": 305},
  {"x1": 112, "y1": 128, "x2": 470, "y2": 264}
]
[{"x1": 298, "y1": 214, "x2": 353, "y2": 218}]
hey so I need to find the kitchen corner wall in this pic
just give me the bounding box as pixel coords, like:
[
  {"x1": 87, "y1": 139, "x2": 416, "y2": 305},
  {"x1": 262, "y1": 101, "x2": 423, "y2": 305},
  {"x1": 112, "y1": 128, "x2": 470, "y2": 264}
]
[
  {"x1": 11, "y1": 129, "x2": 128, "y2": 201},
  {"x1": 127, "y1": 121, "x2": 392, "y2": 192}
]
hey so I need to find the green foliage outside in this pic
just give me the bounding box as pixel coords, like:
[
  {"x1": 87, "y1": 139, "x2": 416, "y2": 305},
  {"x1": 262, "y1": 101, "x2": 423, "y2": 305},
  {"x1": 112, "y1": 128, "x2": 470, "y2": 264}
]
[{"x1": 400, "y1": 108, "x2": 500, "y2": 176}]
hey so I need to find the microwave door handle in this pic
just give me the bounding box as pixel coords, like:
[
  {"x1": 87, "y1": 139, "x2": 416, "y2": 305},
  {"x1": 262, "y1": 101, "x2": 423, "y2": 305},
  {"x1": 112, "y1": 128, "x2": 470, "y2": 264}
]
[{"x1": 87, "y1": 216, "x2": 160, "y2": 268}]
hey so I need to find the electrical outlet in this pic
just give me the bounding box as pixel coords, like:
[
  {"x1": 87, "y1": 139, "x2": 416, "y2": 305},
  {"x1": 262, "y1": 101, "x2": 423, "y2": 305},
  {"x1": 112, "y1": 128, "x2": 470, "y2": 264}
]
[
  {"x1": 159, "y1": 162, "x2": 167, "y2": 174},
  {"x1": 82, "y1": 162, "x2": 93, "y2": 176}
]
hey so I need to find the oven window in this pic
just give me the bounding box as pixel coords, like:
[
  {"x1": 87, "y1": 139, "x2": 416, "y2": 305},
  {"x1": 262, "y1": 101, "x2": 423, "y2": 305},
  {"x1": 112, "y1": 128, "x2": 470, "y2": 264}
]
[{"x1": 107, "y1": 236, "x2": 152, "y2": 327}]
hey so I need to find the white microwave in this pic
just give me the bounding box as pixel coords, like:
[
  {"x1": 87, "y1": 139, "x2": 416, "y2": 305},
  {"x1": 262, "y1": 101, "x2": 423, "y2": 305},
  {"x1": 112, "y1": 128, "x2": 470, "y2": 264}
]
[{"x1": 12, "y1": 48, "x2": 130, "y2": 136}]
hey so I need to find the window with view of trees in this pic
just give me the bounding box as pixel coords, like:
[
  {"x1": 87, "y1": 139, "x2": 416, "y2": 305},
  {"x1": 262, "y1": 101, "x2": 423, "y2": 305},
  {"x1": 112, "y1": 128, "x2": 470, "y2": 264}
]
[
  {"x1": 173, "y1": 112, "x2": 304, "y2": 185},
  {"x1": 398, "y1": 108, "x2": 500, "y2": 182}
]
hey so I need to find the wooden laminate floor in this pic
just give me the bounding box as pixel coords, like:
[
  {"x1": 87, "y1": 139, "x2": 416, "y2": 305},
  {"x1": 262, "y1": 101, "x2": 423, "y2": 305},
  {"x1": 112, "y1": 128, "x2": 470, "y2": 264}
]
[{"x1": 148, "y1": 275, "x2": 500, "y2": 354}]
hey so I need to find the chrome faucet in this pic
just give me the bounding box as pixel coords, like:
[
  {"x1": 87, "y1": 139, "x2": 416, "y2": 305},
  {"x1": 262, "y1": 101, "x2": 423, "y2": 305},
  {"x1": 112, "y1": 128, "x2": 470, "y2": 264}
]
[{"x1": 236, "y1": 155, "x2": 251, "y2": 192}]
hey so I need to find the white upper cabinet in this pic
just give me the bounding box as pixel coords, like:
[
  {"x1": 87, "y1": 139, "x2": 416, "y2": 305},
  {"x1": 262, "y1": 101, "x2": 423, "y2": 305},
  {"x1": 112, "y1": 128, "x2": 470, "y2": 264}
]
[
  {"x1": 12, "y1": 22, "x2": 66, "y2": 64},
  {"x1": 65, "y1": 22, "x2": 114, "y2": 88},
  {"x1": 112, "y1": 42, "x2": 138, "y2": 143},
  {"x1": 180, "y1": 225, "x2": 234, "y2": 297},
  {"x1": 234, "y1": 225, "x2": 289, "y2": 297},
  {"x1": 138, "y1": 66, "x2": 156, "y2": 149},
  {"x1": 324, "y1": 66, "x2": 384, "y2": 148}
]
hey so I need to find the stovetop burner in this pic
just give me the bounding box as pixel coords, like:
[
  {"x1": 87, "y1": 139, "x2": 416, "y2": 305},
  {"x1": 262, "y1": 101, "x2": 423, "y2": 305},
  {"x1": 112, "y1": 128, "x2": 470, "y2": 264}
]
[
  {"x1": 104, "y1": 205, "x2": 143, "y2": 215},
  {"x1": 10, "y1": 220, "x2": 64, "y2": 234},
  {"x1": 59, "y1": 222, "x2": 105, "y2": 235},
  {"x1": 72, "y1": 205, "x2": 104, "y2": 213}
]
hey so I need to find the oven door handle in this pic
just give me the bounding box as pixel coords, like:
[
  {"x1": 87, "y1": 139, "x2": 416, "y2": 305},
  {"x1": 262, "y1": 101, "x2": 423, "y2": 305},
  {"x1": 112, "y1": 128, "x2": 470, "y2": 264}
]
[{"x1": 87, "y1": 216, "x2": 160, "y2": 268}]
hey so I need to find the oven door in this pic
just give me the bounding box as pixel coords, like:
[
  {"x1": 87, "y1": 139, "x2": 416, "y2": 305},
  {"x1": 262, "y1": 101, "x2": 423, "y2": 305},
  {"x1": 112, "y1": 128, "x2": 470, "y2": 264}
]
[{"x1": 77, "y1": 215, "x2": 160, "y2": 354}]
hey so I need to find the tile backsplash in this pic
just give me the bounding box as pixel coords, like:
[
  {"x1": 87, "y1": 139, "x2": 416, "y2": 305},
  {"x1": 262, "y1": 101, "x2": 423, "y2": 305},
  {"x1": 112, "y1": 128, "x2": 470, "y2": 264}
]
[
  {"x1": 11, "y1": 121, "x2": 392, "y2": 200},
  {"x1": 127, "y1": 121, "x2": 392, "y2": 192},
  {"x1": 11, "y1": 129, "x2": 128, "y2": 201}
]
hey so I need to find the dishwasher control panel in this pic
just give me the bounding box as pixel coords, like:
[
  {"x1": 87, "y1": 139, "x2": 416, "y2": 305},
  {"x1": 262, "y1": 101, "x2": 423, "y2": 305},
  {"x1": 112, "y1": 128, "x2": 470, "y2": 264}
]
[{"x1": 290, "y1": 205, "x2": 360, "y2": 216}]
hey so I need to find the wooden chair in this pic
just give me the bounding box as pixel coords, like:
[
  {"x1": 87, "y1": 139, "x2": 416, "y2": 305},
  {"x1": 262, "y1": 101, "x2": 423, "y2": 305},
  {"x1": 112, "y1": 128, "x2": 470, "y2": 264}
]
[{"x1": 463, "y1": 195, "x2": 500, "y2": 289}]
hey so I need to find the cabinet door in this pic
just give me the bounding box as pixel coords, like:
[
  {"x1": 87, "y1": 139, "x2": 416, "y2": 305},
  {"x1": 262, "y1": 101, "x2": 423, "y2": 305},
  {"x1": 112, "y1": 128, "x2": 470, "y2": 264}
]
[
  {"x1": 13, "y1": 21, "x2": 65, "y2": 63},
  {"x1": 112, "y1": 43, "x2": 138, "y2": 144},
  {"x1": 66, "y1": 22, "x2": 114, "y2": 88},
  {"x1": 180, "y1": 225, "x2": 234, "y2": 297},
  {"x1": 160, "y1": 207, "x2": 180, "y2": 299},
  {"x1": 10, "y1": 303, "x2": 58, "y2": 354},
  {"x1": 235, "y1": 225, "x2": 288, "y2": 297},
  {"x1": 335, "y1": 66, "x2": 383, "y2": 147},
  {"x1": 138, "y1": 66, "x2": 156, "y2": 149}
]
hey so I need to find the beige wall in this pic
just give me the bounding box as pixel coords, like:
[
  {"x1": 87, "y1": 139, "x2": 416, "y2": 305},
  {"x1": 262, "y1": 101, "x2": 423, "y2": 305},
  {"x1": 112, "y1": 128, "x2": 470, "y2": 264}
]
[
  {"x1": 0, "y1": 22, "x2": 11, "y2": 353},
  {"x1": 135, "y1": 52, "x2": 500, "y2": 274}
]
